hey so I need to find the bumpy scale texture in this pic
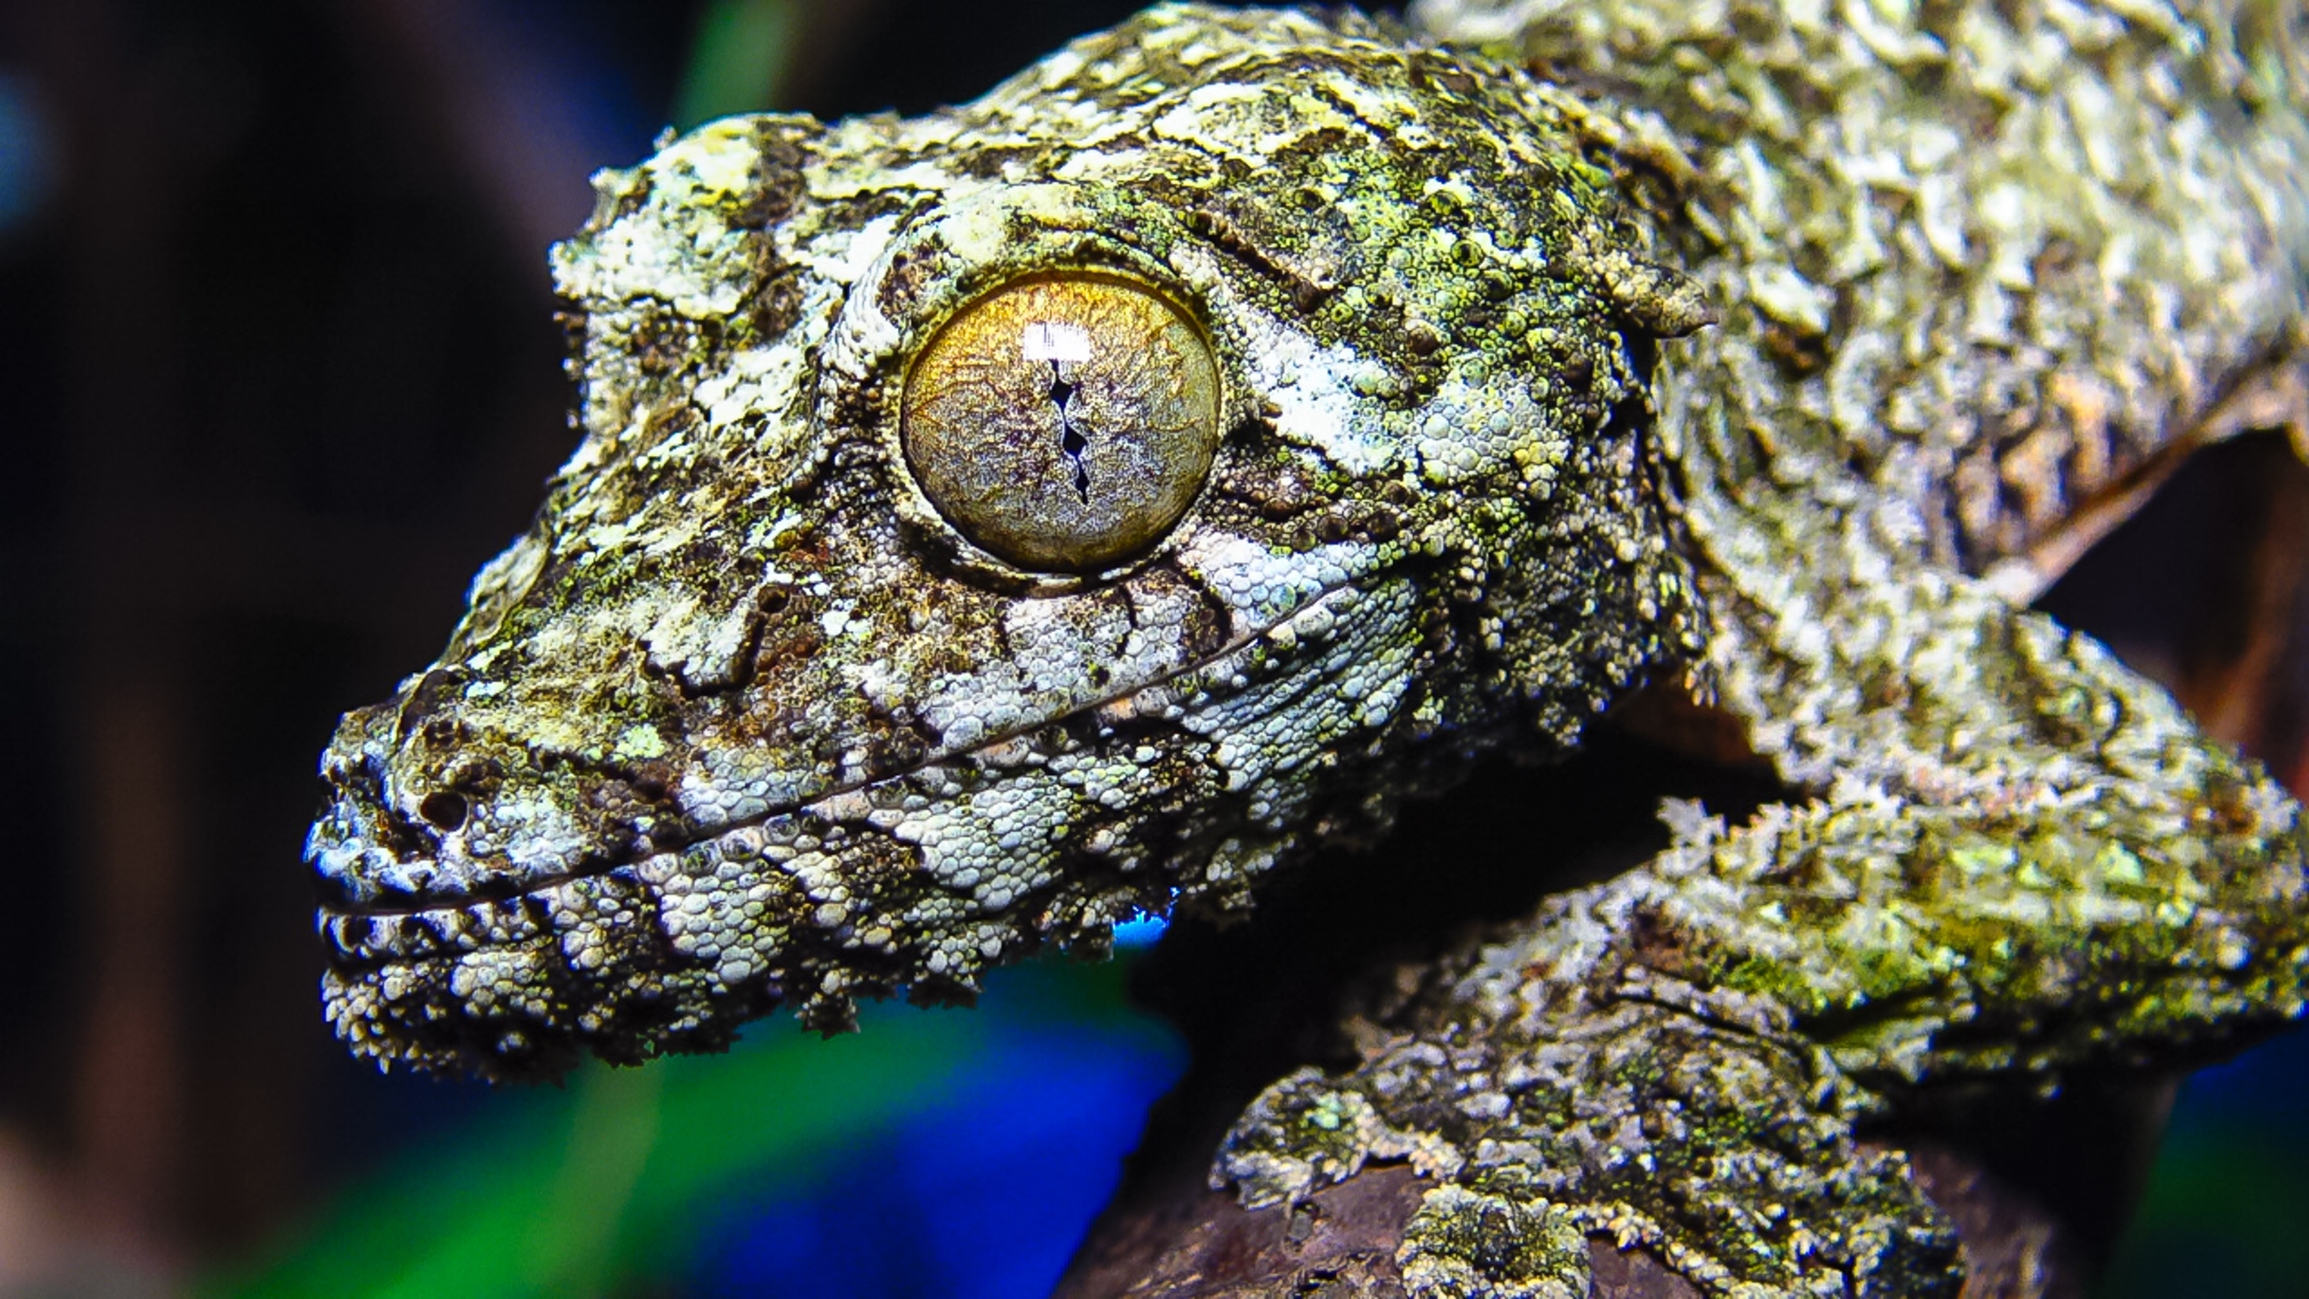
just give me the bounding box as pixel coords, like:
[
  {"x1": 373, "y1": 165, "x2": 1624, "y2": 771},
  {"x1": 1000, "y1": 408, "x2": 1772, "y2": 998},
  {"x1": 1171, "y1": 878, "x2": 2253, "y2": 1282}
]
[
  {"x1": 307, "y1": 2, "x2": 2309, "y2": 1294},
  {"x1": 313, "y1": 7, "x2": 1706, "y2": 1077},
  {"x1": 1218, "y1": 0, "x2": 2309, "y2": 1294}
]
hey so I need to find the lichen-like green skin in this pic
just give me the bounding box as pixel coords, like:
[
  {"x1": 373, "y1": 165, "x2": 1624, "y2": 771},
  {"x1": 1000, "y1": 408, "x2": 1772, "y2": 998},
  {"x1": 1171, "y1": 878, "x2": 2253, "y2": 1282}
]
[
  {"x1": 1216, "y1": 1, "x2": 2309, "y2": 1295},
  {"x1": 311, "y1": 7, "x2": 1706, "y2": 1077},
  {"x1": 1399, "y1": 1186, "x2": 1592, "y2": 1298},
  {"x1": 1221, "y1": 648, "x2": 2308, "y2": 1294},
  {"x1": 305, "y1": 1, "x2": 2309, "y2": 1293}
]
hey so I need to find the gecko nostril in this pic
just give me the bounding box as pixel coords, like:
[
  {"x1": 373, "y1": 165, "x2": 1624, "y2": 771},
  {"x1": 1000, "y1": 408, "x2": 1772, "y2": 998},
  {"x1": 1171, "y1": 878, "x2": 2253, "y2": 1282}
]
[{"x1": 418, "y1": 790, "x2": 469, "y2": 831}]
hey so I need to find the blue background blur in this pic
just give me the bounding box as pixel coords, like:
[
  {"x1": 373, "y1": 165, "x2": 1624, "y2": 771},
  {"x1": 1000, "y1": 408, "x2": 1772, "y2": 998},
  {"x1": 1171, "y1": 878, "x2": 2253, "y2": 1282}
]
[{"x1": 214, "y1": 952, "x2": 1185, "y2": 1299}]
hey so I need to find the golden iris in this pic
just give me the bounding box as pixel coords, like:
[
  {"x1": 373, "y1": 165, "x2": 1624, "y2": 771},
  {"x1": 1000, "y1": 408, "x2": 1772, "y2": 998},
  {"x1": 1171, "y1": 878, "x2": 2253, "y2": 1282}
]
[{"x1": 900, "y1": 273, "x2": 1221, "y2": 572}]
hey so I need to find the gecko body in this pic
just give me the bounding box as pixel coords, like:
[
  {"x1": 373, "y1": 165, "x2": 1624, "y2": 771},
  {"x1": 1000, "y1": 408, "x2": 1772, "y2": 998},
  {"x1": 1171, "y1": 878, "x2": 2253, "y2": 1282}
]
[{"x1": 311, "y1": 4, "x2": 2309, "y2": 1293}]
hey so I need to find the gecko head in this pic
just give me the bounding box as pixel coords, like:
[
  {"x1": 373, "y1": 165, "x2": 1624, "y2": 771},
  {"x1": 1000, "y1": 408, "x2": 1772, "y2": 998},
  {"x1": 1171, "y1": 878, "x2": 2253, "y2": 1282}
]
[{"x1": 309, "y1": 4, "x2": 1709, "y2": 1078}]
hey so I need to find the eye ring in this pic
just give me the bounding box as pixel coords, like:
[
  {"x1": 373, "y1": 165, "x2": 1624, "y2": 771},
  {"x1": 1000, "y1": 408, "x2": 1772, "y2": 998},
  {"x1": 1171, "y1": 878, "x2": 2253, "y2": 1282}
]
[{"x1": 899, "y1": 271, "x2": 1223, "y2": 573}]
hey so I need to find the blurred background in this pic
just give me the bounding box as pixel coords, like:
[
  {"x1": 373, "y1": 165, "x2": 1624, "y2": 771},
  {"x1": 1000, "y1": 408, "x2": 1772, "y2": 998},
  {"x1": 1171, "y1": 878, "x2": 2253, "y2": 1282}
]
[{"x1": 0, "y1": 1, "x2": 2300, "y2": 1295}]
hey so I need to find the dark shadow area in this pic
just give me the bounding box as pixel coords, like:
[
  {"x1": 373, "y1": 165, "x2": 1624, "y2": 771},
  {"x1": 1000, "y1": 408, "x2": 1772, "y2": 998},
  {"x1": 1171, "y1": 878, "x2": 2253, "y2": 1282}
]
[
  {"x1": 1105, "y1": 726, "x2": 1785, "y2": 1229},
  {"x1": 1869, "y1": 1079, "x2": 2175, "y2": 1299},
  {"x1": 2037, "y1": 429, "x2": 2309, "y2": 789}
]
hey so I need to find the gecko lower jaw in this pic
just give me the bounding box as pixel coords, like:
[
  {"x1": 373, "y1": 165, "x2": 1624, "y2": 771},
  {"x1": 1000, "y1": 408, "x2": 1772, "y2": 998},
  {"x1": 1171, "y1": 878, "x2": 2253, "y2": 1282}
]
[{"x1": 312, "y1": 574, "x2": 1387, "y2": 958}]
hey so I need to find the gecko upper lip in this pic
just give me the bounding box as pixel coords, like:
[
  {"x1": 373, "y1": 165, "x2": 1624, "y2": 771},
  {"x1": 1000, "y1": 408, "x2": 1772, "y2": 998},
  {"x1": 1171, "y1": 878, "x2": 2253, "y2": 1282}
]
[{"x1": 315, "y1": 575, "x2": 1374, "y2": 923}]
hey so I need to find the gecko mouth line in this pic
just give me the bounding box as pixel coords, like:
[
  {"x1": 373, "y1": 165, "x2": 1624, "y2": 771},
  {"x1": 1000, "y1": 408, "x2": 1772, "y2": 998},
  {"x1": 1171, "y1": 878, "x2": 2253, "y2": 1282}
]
[{"x1": 318, "y1": 572, "x2": 1382, "y2": 926}]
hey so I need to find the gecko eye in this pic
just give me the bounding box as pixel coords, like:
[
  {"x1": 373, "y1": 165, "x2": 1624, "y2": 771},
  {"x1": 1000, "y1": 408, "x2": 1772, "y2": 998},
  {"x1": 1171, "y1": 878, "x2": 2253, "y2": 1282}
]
[{"x1": 900, "y1": 272, "x2": 1221, "y2": 572}]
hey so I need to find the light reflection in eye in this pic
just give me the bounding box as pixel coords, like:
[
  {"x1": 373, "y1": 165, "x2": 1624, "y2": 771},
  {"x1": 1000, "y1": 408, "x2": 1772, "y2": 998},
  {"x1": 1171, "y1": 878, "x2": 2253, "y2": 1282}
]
[{"x1": 1020, "y1": 320, "x2": 1091, "y2": 363}]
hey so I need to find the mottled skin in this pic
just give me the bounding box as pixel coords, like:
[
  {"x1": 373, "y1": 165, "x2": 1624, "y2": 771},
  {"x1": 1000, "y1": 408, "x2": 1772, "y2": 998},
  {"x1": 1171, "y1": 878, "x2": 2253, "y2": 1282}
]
[
  {"x1": 308, "y1": 2, "x2": 2309, "y2": 1294},
  {"x1": 1215, "y1": 0, "x2": 2309, "y2": 1293},
  {"x1": 314, "y1": 7, "x2": 1708, "y2": 1068}
]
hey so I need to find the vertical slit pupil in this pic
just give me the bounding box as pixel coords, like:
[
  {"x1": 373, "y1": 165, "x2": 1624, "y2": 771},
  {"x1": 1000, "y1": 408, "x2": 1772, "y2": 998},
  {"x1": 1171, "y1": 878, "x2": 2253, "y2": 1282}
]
[{"x1": 1047, "y1": 360, "x2": 1092, "y2": 502}]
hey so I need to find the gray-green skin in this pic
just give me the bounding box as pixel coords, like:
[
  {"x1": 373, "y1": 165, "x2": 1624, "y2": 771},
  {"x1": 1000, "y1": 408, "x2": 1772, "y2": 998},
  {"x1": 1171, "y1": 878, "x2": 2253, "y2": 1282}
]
[{"x1": 306, "y1": 2, "x2": 2309, "y2": 1294}]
